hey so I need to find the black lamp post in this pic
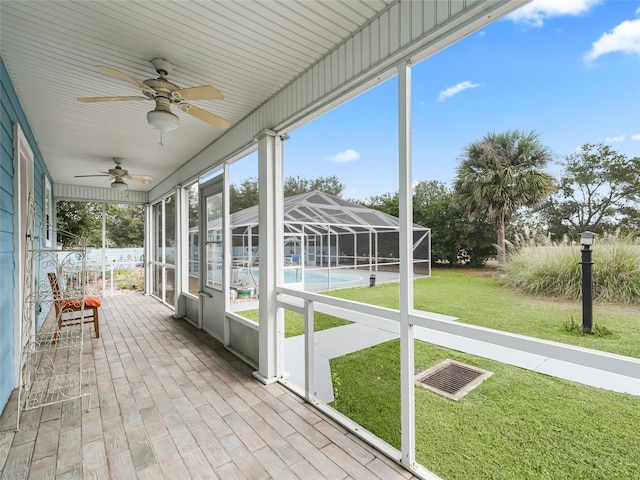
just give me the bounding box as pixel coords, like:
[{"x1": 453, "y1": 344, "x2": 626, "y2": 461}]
[{"x1": 579, "y1": 231, "x2": 598, "y2": 334}]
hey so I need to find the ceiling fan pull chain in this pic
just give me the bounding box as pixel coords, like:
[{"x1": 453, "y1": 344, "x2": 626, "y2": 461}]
[{"x1": 159, "y1": 131, "x2": 164, "y2": 146}]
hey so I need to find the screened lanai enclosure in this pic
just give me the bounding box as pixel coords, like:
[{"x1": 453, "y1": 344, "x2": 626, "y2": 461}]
[
  {"x1": 192, "y1": 190, "x2": 431, "y2": 294},
  {"x1": 2, "y1": 2, "x2": 540, "y2": 478}
]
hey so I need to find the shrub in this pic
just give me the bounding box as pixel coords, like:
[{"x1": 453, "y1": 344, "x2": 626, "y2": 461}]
[
  {"x1": 504, "y1": 236, "x2": 640, "y2": 305},
  {"x1": 562, "y1": 317, "x2": 614, "y2": 337}
]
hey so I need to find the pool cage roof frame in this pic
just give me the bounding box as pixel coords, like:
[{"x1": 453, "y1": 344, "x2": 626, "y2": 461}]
[{"x1": 228, "y1": 190, "x2": 430, "y2": 239}]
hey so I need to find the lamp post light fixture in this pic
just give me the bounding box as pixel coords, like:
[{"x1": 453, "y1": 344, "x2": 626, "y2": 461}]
[{"x1": 579, "y1": 231, "x2": 598, "y2": 334}]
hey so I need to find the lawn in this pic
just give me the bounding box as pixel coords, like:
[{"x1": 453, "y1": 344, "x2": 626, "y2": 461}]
[
  {"x1": 237, "y1": 309, "x2": 350, "y2": 337},
  {"x1": 238, "y1": 268, "x2": 640, "y2": 477},
  {"x1": 325, "y1": 268, "x2": 640, "y2": 358},
  {"x1": 236, "y1": 268, "x2": 640, "y2": 478},
  {"x1": 330, "y1": 340, "x2": 640, "y2": 480}
]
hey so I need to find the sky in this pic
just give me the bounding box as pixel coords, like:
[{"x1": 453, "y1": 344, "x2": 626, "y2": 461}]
[{"x1": 233, "y1": 0, "x2": 640, "y2": 201}]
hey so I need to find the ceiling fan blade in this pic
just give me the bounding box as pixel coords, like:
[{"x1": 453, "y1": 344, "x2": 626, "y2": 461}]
[
  {"x1": 125, "y1": 174, "x2": 153, "y2": 185},
  {"x1": 74, "y1": 174, "x2": 111, "y2": 178},
  {"x1": 174, "y1": 85, "x2": 223, "y2": 101},
  {"x1": 97, "y1": 65, "x2": 154, "y2": 94},
  {"x1": 178, "y1": 103, "x2": 230, "y2": 130},
  {"x1": 78, "y1": 96, "x2": 147, "y2": 103}
]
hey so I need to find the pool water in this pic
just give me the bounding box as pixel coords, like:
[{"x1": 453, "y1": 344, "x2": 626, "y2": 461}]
[{"x1": 250, "y1": 268, "x2": 361, "y2": 284}]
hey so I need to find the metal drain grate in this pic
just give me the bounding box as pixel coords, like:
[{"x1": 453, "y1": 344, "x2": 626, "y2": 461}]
[{"x1": 415, "y1": 360, "x2": 492, "y2": 400}]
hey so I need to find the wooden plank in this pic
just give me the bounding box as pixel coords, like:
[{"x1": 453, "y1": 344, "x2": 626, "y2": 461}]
[
  {"x1": 81, "y1": 408, "x2": 104, "y2": 445},
  {"x1": 288, "y1": 432, "x2": 346, "y2": 479},
  {"x1": 219, "y1": 434, "x2": 269, "y2": 479},
  {"x1": 253, "y1": 446, "x2": 299, "y2": 480},
  {"x1": 251, "y1": 420, "x2": 303, "y2": 466},
  {"x1": 188, "y1": 424, "x2": 231, "y2": 469},
  {"x1": 0, "y1": 295, "x2": 421, "y2": 479},
  {"x1": 56, "y1": 427, "x2": 82, "y2": 475},
  {"x1": 222, "y1": 412, "x2": 266, "y2": 453},
  {"x1": 150, "y1": 435, "x2": 190, "y2": 478},
  {"x1": 32, "y1": 418, "x2": 61, "y2": 461},
  {"x1": 82, "y1": 439, "x2": 108, "y2": 480},
  {"x1": 125, "y1": 424, "x2": 157, "y2": 472},
  {"x1": 28, "y1": 454, "x2": 56, "y2": 480},
  {"x1": 102, "y1": 415, "x2": 128, "y2": 457},
  {"x1": 2, "y1": 442, "x2": 34, "y2": 479}
]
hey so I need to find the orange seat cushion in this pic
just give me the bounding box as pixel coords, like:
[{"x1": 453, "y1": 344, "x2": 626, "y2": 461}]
[
  {"x1": 59, "y1": 297, "x2": 102, "y2": 309},
  {"x1": 85, "y1": 297, "x2": 102, "y2": 307}
]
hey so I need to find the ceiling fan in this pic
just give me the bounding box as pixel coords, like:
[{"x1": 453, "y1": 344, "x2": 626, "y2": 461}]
[
  {"x1": 75, "y1": 158, "x2": 152, "y2": 190},
  {"x1": 78, "y1": 58, "x2": 230, "y2": 132}
]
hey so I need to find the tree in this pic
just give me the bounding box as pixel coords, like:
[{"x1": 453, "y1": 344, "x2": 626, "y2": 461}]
[
  {"x1": 284, "y1": 175, "x2": 344, "y2": 197},
  {"x1": 454, "y1": 130, "x2": 555, "y2": 264},
  {"x1": 364, "y1": 181, "x2": 496, "y2": 266},
  {"x1": 413, "y1": 181, "x2": 496, "y2": 267},
  {"x1": 106, "y1": 204, "x2": 144, "y2": 247},
  {"x1": 364, "y1": 192, "x2": 399, "y2": 217},
  {"x1": 56, "y1": 201, "x2": 103, "y2": 246},
  {"x1": 539, "y1": 144, "x2": 640, "y2": 238},
  {"x1": 229, "y1": 177, "x2": 260, "y2": 213},
  {"x1": 56, "y1": 201, "x2": 145, "y2": 247},
  {"x1": 230, "y1": 175, "x2": 346, "y2": 213}
]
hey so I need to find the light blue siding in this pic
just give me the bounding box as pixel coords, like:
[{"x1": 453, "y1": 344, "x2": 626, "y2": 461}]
[{"x1": 0, "y1": 56, "x2": 52, "y2": 413}]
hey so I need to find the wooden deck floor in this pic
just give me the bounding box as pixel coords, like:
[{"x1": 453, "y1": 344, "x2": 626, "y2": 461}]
[{"x1": 0, "y1": 294, "x2": 418, "y2": 479}]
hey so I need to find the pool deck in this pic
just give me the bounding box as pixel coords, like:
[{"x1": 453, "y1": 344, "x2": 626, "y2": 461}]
[{"x1": 231, "y1": 266, "x2": 415, "y2": 299}]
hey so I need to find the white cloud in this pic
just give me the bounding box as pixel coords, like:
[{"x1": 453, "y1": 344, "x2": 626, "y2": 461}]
[
  {"x1": 585, "y1": 18, "x2": 640, "y2": 62},
  {"x1": 437, "y1": 81, "x2": 480, "y2": 102},
  {"x1": 631, "y1": 133, "x2": 640, "y2": 141},
  {"x1": 509, "y1": 0, "x2": 601, "y2": 28},
  {"x1": 327, "y1": 149, "x2": 360, "y2": 163},
  {"x1": 605, "y1": 134, "x2": 625, "y2": 142}
]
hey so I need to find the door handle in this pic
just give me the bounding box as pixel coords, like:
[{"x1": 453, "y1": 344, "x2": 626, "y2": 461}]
[{"x1": 199, "y1": 291, "x2": 213, "y2": 298}]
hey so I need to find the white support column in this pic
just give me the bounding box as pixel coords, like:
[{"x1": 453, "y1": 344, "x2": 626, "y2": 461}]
[
  {"x1": 101, "y1": 203, "x2": 107, "y2": 296},
  {"x1": 254, "y1": 129, "x2": 284, "y2": 384},
  {"x1": 223, "y1": 163, "x2": 231, "y2": 314},
  {"x1": 144, "y1": 204, "x2": 152, "y2": 296},
  {"x1": 174, "y1": 186, "x2": 186, "y2": 317},
  {"x1": 398, "y1": 60, "x2": 416, "y2": 469}
]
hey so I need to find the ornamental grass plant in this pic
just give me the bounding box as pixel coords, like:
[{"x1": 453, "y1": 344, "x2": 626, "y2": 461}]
[{"x1": 504, "y1": 234, "x2": 640, "y2": 305}]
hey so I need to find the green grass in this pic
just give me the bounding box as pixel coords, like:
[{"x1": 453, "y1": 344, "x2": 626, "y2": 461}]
[
  {"x1": 325, "y1": 268, "x2": 640, "y2": 358},
  {"x1": 237, "y1": 309, "x2": 350, "y2": 337},
  {"x1": 330, "y1": 339, "x2": 640, "y2": 480}
]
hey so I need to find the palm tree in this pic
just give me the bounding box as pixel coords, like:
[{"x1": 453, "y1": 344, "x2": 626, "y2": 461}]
[{"x1": 454, "y1": 130, "x2": 556, "y2": 264}]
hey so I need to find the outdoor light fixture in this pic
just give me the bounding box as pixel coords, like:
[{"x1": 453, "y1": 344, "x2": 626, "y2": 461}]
[
  {"x1": 579, "y1": 231, "x2": 598, "y2": 247},
  {"x1": 111, "y1": 180, "x2": 128, "y2": 191},
  {"x1": 579, "y1": 231, "x2": 598, "y2": 334}
]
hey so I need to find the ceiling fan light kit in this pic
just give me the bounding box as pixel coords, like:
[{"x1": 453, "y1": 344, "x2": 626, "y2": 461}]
[
  {"x1": 147, "y1": 108, "x2": 180, "y2": 132},
  {"x1": 111, "y1": 180, "x2": 128, "y2": 191}
]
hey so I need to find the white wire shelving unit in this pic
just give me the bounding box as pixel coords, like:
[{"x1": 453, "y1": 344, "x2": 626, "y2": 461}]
[{"x1": 16, "y1": 198, "x2": 92, "y2": 431}]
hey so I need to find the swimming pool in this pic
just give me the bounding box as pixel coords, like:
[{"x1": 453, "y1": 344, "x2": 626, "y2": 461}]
[
  {"x1": 301, "y1": 270, "x2": 361, "y2": 284},
  {"x1": 250, "y1": 268, "x2": 361, "y2": 284}
]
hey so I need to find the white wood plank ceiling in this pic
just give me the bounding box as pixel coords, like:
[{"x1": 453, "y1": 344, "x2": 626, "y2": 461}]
[
  {"x1": 0, "y1": 0, "x2": 393, "y2": 191},
  {"x1": 2, "y1": 1, "x2": 530, "y2": 196}
]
